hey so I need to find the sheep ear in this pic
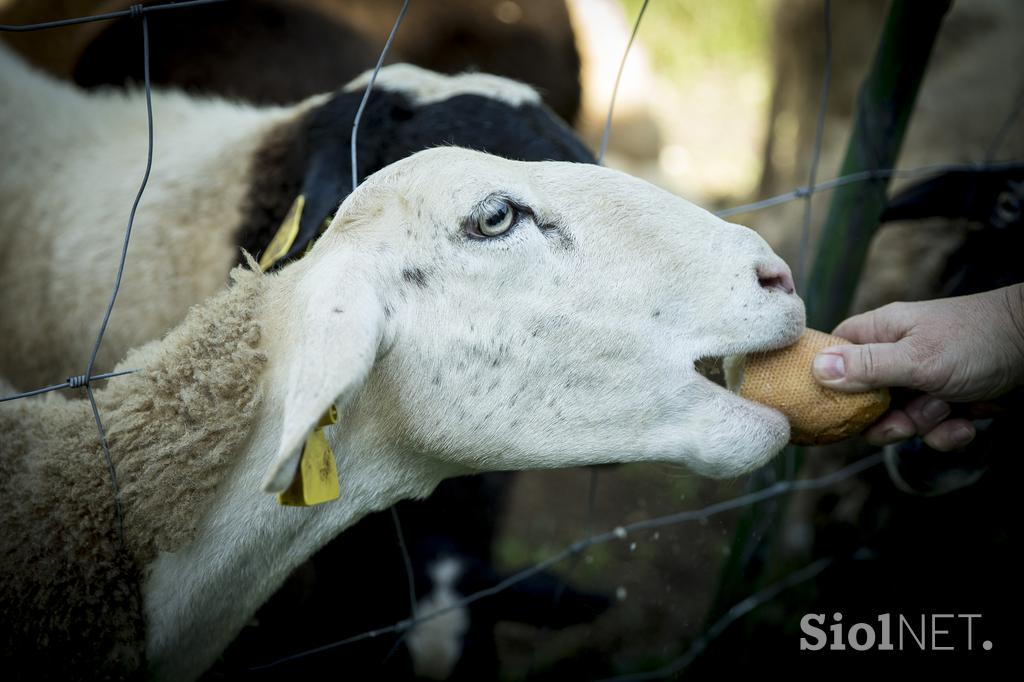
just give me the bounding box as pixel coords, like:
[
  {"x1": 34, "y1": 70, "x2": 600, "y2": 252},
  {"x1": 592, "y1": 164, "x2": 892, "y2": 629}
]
[
  {"x1": 280, "y1": 152, "x2": 350, "y2": 263},
  {"x1": 261, "y1": 256, "x2": 384, "y2": 494},
  {"x1": 281, "y1": 90, "x2": 377, "y2": 263}
]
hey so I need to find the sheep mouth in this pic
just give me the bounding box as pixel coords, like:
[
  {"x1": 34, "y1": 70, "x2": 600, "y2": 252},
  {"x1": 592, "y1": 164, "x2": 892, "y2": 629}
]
[
  {"x1": 694, "y1": 355, "x2": 727, "y2": 388},
  {"x1": 693, "y1": 312, "x2": 805, "y2": 393},
  {"x1": 693, "y1": 352, "x2": 790, "y2": 444},
  {"x1": 689, "y1": 324, "x2": 802, "y2": 457},
  {"x1": 693, "y1": 354, "x2": 747, "y2": 394}
]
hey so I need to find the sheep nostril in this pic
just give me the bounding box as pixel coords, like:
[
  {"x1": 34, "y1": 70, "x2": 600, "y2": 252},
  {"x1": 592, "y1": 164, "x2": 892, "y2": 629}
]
[{"x1": 756, "y1": 266, "x2": 795, "y2": 295}]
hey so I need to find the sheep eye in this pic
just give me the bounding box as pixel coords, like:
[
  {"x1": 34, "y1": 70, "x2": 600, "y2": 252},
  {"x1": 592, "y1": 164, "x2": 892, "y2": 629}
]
[{"x1": 474, "y1": 200, "x2": 516, "y2": 237}]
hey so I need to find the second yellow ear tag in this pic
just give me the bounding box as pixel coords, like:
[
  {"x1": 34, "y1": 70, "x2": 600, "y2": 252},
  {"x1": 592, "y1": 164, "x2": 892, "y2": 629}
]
[
  {"x1": 277, "y1": 405, "x2": 341, "y2": 507},
  {"x1": 258, "y1": 195, "x2": 304, "y2": 271}
]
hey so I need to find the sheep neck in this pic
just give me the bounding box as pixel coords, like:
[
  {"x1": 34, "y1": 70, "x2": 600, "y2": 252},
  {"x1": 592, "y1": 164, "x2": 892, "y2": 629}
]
[
  {"x1": 142, "y1": 409, "x2": 445, "y2": 681},
  {"x1": 139, "y1": 268, "x2": 447, "y2": 681},
  {"x1": 94, "y1": 269, "x2": 268, "y2": 565}
]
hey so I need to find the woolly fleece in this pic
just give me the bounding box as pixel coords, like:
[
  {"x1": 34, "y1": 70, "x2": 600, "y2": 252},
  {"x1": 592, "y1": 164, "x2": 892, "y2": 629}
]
[{"x1": 0, "y1": 267, "x2": 266, "y2": 680}]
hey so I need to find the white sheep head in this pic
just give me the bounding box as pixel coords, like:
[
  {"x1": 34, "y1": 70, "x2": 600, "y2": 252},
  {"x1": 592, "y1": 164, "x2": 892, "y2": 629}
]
[{"x1": 262, "y1": 147, "x2": 805, "y2": 492}]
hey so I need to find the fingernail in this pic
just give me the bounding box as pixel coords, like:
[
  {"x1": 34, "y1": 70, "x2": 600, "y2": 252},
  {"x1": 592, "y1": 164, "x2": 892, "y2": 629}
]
[
  {"x1": 881, "y1": 425, "x2": 912, "y2": 441},
  {"x1": 951, "y1": 424, "x2": 975, "y2": 448},
  {"x1": 921, "y1": 395, "x2": 950, "y2": 421},
  {"x1": 921, "y1": 398, "x2": 950, "y2": 422},
  {"x1": 813, "y1": 353, "x2": 845, "y2": 380}
]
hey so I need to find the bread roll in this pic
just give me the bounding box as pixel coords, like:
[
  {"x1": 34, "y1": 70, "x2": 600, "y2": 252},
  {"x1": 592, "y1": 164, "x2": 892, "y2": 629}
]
[{"x1": 726, "y1": 329, "x2": 890, "y2": 445}]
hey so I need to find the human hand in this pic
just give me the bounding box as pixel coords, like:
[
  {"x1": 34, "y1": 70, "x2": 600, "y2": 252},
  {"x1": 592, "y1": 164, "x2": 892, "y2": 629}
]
[{"x1": 811, "y1": 284, "x2": 1024, "y2": 451}]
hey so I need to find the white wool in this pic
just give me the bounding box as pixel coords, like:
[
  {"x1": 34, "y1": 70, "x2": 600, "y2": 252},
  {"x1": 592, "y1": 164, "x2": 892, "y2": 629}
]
[
  {"x1": 344, "y1": 62, "x2": 540, "y2": 107},
  {"x1": 0, "y1": 41, "x2": 295, "y2": 386}
]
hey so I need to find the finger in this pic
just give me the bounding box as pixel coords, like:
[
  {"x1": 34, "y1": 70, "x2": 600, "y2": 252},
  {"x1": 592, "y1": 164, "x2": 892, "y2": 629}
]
[
  {"x1": 902, "y1": 394, "x2": 951, "y2": 435},
  {"x1": 812, "y1": 342, "x2": 916, "y2": 392},
  {"x1": 922, "y1": 419, "x2": 976, "y2": 452},
  {"x1": 832, "y1": 304, "x2": 909, "y2": 344},
  {"x1": 863, "y1": 410, "x2": 915, "y2": 446}
]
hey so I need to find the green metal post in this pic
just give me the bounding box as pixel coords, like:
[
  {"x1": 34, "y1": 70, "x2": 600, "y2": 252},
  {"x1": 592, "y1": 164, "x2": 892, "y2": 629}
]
[
  {"x1": 704, "y1": 0, "x2": 952, "y2": 634},
  {"x1": 805, "y1": 0, "x2": 953, "y2": 330}
]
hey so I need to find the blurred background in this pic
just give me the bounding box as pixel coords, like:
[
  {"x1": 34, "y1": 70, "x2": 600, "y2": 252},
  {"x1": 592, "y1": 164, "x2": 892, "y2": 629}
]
[{"x1": 2, "y1": 0, "x2": 1021, "y2": 678}]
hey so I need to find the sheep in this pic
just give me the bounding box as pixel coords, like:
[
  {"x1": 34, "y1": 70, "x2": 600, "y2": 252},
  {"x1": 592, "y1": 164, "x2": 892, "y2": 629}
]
[
  {"x1": 1, "y1": 142, "x2": 804, "y2": 680},
  {"x1": 2, "y1": 0, "x2": 583, "y2": 122},
  {"x1": 0, "y1": 39, "x2": 592, "y2": 676},
  {"x1": 0, "y1": 43, "x2": 593, "y2": 391}
]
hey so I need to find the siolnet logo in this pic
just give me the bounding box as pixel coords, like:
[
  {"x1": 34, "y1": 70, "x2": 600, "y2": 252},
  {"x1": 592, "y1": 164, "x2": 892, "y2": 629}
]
[{"x1": 799, "y1": 612, "x2": 993, "y2": 652}]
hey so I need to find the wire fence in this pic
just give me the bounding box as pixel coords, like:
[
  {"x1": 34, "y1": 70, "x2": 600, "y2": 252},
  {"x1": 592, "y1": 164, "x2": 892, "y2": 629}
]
[
  {"x1": 250, "y1": 453, "x2": 885, "y2": 674},
  {"x1": 0, "y1": 0, "x2": 223, "y2": 547},
  {"x1": 1, "y1": 0, "x2": 1020, "y2": 678}
]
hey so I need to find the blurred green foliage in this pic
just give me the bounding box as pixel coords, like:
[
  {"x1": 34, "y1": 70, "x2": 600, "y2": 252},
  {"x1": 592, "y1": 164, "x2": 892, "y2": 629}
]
[{"x1": 617, "y1": 0, "x2": 774, "y2": 77}]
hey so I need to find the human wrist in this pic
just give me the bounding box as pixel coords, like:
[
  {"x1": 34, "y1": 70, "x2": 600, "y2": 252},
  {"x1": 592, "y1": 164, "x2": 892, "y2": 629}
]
[{"x1": 1000, "y1": 283, "x2": 1024, "y2": 387}]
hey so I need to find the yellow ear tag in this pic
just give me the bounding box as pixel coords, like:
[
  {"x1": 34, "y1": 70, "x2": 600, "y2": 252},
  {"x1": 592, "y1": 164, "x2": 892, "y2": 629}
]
[
  {"x1": 261, "y1": 198, "x2": 341, "y2": 507},
  {"x1": 277, "y1": 405, "x2": 341, "y2": 507},
  {"x1": 258, "y1": 194, "x2": 305, "y2": 271}
]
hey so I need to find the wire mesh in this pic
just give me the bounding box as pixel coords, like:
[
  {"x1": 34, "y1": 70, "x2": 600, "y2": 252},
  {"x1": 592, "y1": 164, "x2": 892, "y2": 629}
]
[{"x1": 1, "y1": 0, "x2": 1020, "y2": 677}]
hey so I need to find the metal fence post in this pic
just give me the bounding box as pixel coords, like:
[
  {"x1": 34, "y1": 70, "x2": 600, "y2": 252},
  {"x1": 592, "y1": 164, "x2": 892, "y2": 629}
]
[
  {"x1": 704, "y1": 0, "x2": 953, "y2": 636},
  {"x1": 806, "y1": 0, "x2": 953, "y2": 330}
]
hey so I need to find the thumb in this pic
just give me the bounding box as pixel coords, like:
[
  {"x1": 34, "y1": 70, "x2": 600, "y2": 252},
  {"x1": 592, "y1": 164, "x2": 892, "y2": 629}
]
[
  {"x1": 812, "y1": 342, "x2": 916, "y2": 392},
  {"x1": 832, "y1": 304, "x2": 910, "y2": 345}
]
